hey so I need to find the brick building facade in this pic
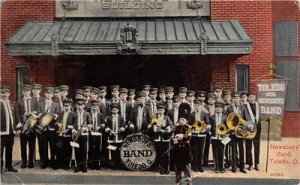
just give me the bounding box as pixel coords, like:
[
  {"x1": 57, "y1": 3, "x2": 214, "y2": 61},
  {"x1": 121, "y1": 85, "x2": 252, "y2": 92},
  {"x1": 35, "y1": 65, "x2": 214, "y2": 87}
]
[{"x1": 1, "y1": 0, "x2": 299, "y2": 137}]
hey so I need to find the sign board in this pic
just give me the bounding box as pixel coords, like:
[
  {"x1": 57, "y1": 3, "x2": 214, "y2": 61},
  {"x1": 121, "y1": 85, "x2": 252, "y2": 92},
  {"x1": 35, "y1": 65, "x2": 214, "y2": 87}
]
[
  {"x1": 256, "y1": 79, "x2": 289, "y2": 140},
  {"x1": 56, "y1": 0, "x2": 210, "y2": 18}
]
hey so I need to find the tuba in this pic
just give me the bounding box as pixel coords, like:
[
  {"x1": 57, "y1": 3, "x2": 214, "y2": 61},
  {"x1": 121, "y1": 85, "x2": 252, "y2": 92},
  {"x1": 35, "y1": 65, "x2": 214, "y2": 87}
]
[{"x1": 192, "y1": 120, "x2": 207, "y2": 133}]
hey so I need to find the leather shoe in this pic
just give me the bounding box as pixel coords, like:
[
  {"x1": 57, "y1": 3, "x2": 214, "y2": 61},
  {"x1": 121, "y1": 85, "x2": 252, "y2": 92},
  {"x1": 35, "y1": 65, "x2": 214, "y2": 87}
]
[
  {"x1": 28, "y1": 163, "x2": 34, "y2": 168},
  {"x1": 215, "y1": 169, "x2": 220, "y2": 173},
  {"x1": 6, "y1": 167, "x2": 18, "y2": 172},
  {"x1": 198, "y1": 168, "x2": 204, "y2": 173},
  {"x1": 82, "y1": 168, "x2": 87, "y2": 173},
  {"x1": 21, "y1": 163, "x2": 27, "y2": 169},
  {"x1": 220, "y1": 169, "x2": 225, "y2": 173},
  {"x1": 160, "y1": 169, "x2": 164, "y2": 174},
  {"x1": 165, "y1": 170, "x2": 170, "y2": 174},
  {"x1": 193, "y1": 168, "x2": 198, "y2": 172},
  {"x1": 74, "y1": 168, "x2": 79, "y2": 173},
  {"x1": 41, "y1": 164, "x2": 47, "y2": 169},
  {"x1": 255, "y1": 165, "x2": 259, "y2": 171},
  {"x1": 240, "y1": 169, "x2": 247, "y2": 173},
  {"x1": 232, "y1": 169, "x2": 236, "y2": 173},
  {"x1": 247, "y1": 165, "x2": 252, "y2": 171}
]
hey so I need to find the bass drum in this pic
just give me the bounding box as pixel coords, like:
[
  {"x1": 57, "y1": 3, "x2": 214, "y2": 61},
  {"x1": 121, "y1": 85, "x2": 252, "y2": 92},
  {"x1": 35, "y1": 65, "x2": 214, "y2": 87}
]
[{"x1": 120, "y1": 133, "x2": 156, "y2": 171}]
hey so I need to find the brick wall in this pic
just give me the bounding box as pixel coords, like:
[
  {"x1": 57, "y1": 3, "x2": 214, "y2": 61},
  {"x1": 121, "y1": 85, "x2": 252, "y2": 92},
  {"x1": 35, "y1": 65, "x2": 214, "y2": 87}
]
[
  {"x1": 272, "y1": 0, "x2": 300, "y2": 137},
  {"x1": 1, "y1": 0, "x2": 55, "y2": 99}
]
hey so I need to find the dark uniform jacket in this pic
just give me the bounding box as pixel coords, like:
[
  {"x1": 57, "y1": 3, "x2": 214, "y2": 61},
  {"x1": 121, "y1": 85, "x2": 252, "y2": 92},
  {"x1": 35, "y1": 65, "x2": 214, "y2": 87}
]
[
  {"x1": 210, "y1": 113, "x2": 228, "y2": 140},
  {"x1": 190, "y1": 111, "x2": 210, "y2": 137},
  {"x1": 148, "y1": 115, "x2": 173, "y2": 142},
  {"x1": 131, "y1": 104, "x2": 152, "y2": 133},
  {"x1": 56, "y1": 111, "x2": 76, "y2": 137},
  {"x1": 17, "y1": 97, "x2": 39, "y2": 123},
  {"x1": 105, "y1": 114, "x2": 125, "y2": 143},
  {"x1": 38, "y1": 100, "x2": 60, "y2": 131},
  {"x1": 1, "y1": 99, "x2": 20, "y2": 135}
]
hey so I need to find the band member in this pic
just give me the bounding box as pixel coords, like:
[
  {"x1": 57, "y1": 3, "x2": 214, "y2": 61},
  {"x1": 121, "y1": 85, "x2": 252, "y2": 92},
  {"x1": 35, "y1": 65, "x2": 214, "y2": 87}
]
[
  {"x1": 195, "y1": 91, "x2": 208, "y2": 111},
  {"x1": 110, "y1": 85, "x2": 120, "y2": 104},
  {"x1": 86, "y1": 87, "x2": 101, "y2": 112},
  {"x1": 223, "y1": 90, "x2": 232, "y2": 112},
  {"x1": 178, "y1": 87, "x2": 188, "y2": 104},
  {"x1": 31, "y1": 83, "x2": 45, "y2": 164},
  {"x1": 141, "y1": 84, "x2": 151, "y2": 103},
  {"x1": 1, "y1": 86, "x2": 19, "y2": 173},
  {"x1": 38, "y1": 87, "x2": 60, "y2": 169},
  {"x1": 167, "y1": 96, "x2": 180, "y2": 171},
  {"x1": 210, "y1": 101, "x2": 227, "y2": 173},
  {"x1": 131, "y1": 91, "x2": 152, "y2": 133},
  {"x1": 190, "y1": 99, "x2": 210, "y2": 172},
  {"x1": 17, "y1": 84, "x2": 38, "y2": 169},
  {"x1": 226, "y1": 92, "x2": 251, "y2": 173},
  {"x1": 157, "y1": 88, "x2": 166, "y2": 104},
  {"x1": 167, "y1": 96, "x2": 181, "y2": 125},
  {"x1": 53, "y1": 87, "x2": 63, "y2": 112},
  {"x1": 128, "y1": 89, "x2": 136, "y2": 109},
  {"x1": 119, "y1": 88, "x2": 132, "y2": 124},
  {"x1": 98, "y1": 86, "x2": 111, "y2": 116},
  {"x1": 222, "y1": 90, "x2": 232, "y2": 168},
  {"x1": 186, "y1": 90, "x2": 195, "y2": 113},
  {"x1": 88, "y1": 100, "x2": 105, "y2": 170},
  {"x1": 203, "y1": 92, "x2": 216, "y2": 166},
  {"x1": 245, "y1": 92, "x2": 261, "y2": 171},
  {"x1": 165, "y1": 86, "x2": 174, "y2": 111},
  {"x1": 72, "y1": 98, "x2": 91, "y2": 173},
  {"x1": 75, "y1": 89, "x2": 85, "y2": 99},
  {"x1": 83, "y1": 86, "x2": 92, "y2": 104},
  {"x1": 147, "y1": 88, "x2": 158, "y2": 117},
  {"x1": 240, "y1": 91, "x2": 249, "y2": 105},
  {"x1": 60, "y1": 85, "x2": 70, "y2": 102},
  {"x1": 105, "y1": 103, "x2": 126, "y2": 170},
  {"x1": 213, "y1": 86, "x2": 223, "y2": 102},
  {"x1": 31, "y1": 83, "x2": 45, "y2": 103},
  {"x1": 148, "y1": 103, "x2": 173, "y2": 174},
  {"x1": 56, "y1": 99, "x2": 74, "y2": 170},
  {"x1": 173, "y1": 103, "x2": 192, "y2": 185}
]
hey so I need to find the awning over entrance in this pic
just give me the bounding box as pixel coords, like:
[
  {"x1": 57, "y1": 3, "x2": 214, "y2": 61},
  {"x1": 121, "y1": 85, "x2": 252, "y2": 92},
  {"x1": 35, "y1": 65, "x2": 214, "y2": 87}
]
[{"x1": 8, "y1": 18, "x2": 253, "y2": 56}]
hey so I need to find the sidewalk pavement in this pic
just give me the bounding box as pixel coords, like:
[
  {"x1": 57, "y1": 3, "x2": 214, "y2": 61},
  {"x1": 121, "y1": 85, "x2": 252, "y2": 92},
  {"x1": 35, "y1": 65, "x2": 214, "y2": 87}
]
[{"x1": 7, "y1": 136, "x2": 300, "y2": 180}]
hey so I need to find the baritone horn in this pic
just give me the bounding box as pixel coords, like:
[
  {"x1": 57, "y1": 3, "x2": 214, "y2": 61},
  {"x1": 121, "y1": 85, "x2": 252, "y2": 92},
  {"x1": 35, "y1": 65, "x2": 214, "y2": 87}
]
[
  {"x1": 192, "y1": 120, "x2": 207, "y2": 133},
  {"x1": 226, "y1": 112, "x2": 246, "y2": 130},
  {"x1": 216, "y1": 123, "x2": 228, "y2": 136}
]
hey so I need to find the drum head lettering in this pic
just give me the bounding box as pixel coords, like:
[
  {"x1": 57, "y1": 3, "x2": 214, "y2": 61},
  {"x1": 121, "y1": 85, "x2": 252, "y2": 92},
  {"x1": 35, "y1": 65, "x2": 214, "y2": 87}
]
[{"x1": 120, "y1": 134, "x2": 156, "y2": 171}]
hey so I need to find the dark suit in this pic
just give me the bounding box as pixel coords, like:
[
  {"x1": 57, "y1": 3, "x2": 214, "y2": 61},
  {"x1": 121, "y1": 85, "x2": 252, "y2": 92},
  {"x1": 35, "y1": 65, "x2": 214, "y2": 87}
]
[
  {"x1": 73, "y1": 110, "x2": 92, "y2": 171},
  {"x1": 17, "y1": 97, "x2": 38, "y2": 167},
  {"x1": 37, "y1": 100, "x2": 60, "y2": 168},
  {"x1": 226, "y1": 103, "x2": 251, "y2": 172},
  {"x1": 56, "y1": 111, "x2": 75, "y2": 169},
  {"x1": 131, "y1": 104, "x2": 152, "y2": 134},
  {"x1": 88, "y1": 111, "x2": 105, "y2": 170},
  {"x1": 210, "y1": 113, "x2": 227, "y2": 172},
  {"x1": 1, "y1": 99, "x2": 19, "y2": 172},
  {"x1": 190, "y1": 111, "x2": 210, "y2": 171},
  {"x1": 245, "y1": 102, "x2": 261, "y2": 168},
  {"x1": 105, "y1": 114, "x2": 125, "y2": 169},
  {"x1": 148, "y1": 115, "x2": 173, "y2": 173},
  {"x1": 203, "y1": 104, "x2": 215, "y2": 166},
  {"x1": 119, "y1": 100, "x2": 132, "y2": 124},
  {"x1": 98, "y1": 98, "x2": 111, "y2": 117}
]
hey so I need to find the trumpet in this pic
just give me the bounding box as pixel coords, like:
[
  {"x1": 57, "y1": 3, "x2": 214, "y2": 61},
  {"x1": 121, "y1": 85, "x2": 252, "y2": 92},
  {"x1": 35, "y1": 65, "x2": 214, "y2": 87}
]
[{"x1": 192, "y1": 120, "x2": 207, "y2": 133}]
